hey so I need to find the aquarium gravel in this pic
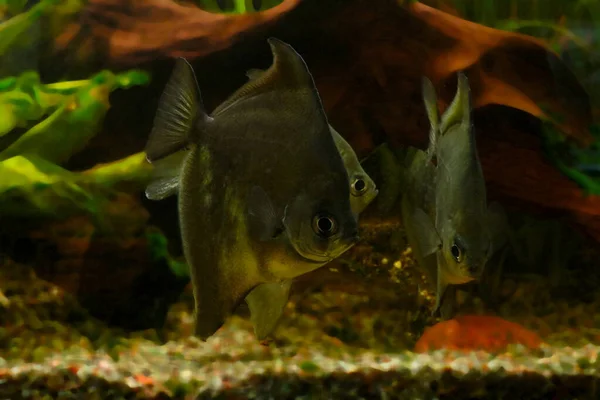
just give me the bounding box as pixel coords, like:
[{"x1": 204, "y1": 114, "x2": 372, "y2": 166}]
[
  {"x1": 1, "y1": 334, "x2": 600, "y2": 399},
  {"x1": 1, "y1": 258, "x2": 600, "y2": 400}
]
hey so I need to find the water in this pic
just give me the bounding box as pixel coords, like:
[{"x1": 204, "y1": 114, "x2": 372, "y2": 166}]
[{"x1": 0, "y1": 0, "x2": 599, "y2": 398}]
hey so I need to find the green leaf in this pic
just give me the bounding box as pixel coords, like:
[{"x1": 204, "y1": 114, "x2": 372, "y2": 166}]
[{"x1": 0, "y1": 69, "x2": 150, "y2": 164}]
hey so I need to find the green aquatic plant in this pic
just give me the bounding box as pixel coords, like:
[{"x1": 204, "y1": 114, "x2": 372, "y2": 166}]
[
  {"x1": 0, "y1": 0, "x2": 60, "y2": 55},
  {"x1": 0, "y1": 70, "x2": 152, "y2": 220},
  {"x1": 0, "y1": 69, "x2": 150, "y2": 164},
  {"x1": 541, "y1": 120, "x2": 600, "y2": 195},
  {"x1": 146, "y1": 228, "x2": 190, "y2": 278},
  {"x1": 0, "y1": 152, "x2": 152, "y2": 219},
  {"x1": 195, "y1": 0, "x2": 283, "y2": 14}
]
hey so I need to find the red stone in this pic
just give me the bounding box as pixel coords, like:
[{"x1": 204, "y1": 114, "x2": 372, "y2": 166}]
[{"x1": 414, "y1": 315, "x2": 543, "y2": 353}]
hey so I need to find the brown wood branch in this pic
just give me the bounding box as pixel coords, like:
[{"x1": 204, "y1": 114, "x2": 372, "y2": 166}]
[
  {"x1": 55, "y1": 0, "x2": 302, "y2": 66},
  {"x1": 308, "y1": 1, "x2": 592, "y2": 147},
  {"x1": 408, "y1": 2, "x2": 593, "y2": 146},
  {"x1": 56, "y1": 0, "x2": 600, "y2": 242},
  {"x1": 476, "y1": 114, "x2": 600, "y2": 242}
]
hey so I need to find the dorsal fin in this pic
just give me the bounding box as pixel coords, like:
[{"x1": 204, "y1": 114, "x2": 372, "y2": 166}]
[
  {"x1": 246, "y1": 67, "x2": 355, "y2": 164},
  {"x1": 329, "y1": 126, "x2": 353, "y2": 159},
  {"x1": 421, "y1": 77, "x2": 440, "y2": 161},
  {"x1": 245, "y1": 68, "x2": 263, "y2": 81},
  {"x1": 213, "y1": 38, "x2": 324, "y2": 116},
  {"x1": 439, "y1": 71, "x2": 471, "y2": 134},
  {"x1": 145, "y1": 58, "x2": 207, "y2": 163}
]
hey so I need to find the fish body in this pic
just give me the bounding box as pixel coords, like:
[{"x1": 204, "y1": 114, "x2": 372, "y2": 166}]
[
  {"x1": 225, "y1": 67, "x2": 379, "y2": 340},
  {"x1": 146, "y1": 76, "x2": 378, "y2": 340},
  {"x1": 144, "y1": 38, "x2": 359, "y2": 339},
  {"x1": 246, "y1": 132, "x2": 378, "y2": 339},
  {"x1": 434, "y1": 73, "x2": 490, "y2": 285},
  {"x1": 403, "y1": 72, "x2": 507, "y2": 316},
  {"x1": 401, "y1": 147, "x2": 438, "y2": 288},
  {"x1": 400, "y1": 77, "x2": 441, "y2": 302},
  {"x1": 245, "y1": 68, "x2": 378, "y2": 216}
]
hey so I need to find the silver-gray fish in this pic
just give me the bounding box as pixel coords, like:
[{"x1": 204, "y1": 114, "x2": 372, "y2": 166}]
[
  {"x1": 144, "y1": 38, "x2": 359, "y2": 340},
  {"x1": 240, "y1": 72, "x2": 378, "y2": 337},
  {"x1": 245, "y1": 68, "x2": 379, "y2": 216},
  {"x1": 148, "y1": 120, "x2": 379, "y2": 340},
  {"x1": 217, "y1": 67, "x2": 379, "y2": 339},
  {"x1": 403, "y1": 72, "x2": 507, "y2": 316},
  {"x1": 146, "y1": 77, "x2": 378, "y2": 340},
  {"x1": 241, "y1": 123, "x2": 380, "y2": 339},
  {"x1": 399, "y1": 78, "x2": 440, "y2": 313}
]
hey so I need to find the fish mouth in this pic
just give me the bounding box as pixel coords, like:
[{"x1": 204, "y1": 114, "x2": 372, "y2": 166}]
[
  {"x1": 446, "y1": 272, "x2": 476, "y2": 285},
  {"x1": 290, "y1": 239, "x2": 358, "y2": 264},
  {"x1": 290, "y1": 241, "x2": 333, "y2": 264},
  {"x1": 364, "y1": 189, "x2": 379, "y2": 205}
]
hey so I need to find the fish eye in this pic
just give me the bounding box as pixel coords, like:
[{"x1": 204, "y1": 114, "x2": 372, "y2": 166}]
[
  {"x1": 312, "y1": 214, "x2": 338, "y2": 237},
  {"x1": 351, "y1": 177, "x2": 367, "y2": 196},
  {"x1": 450, "y1": 243, "x2": 462, "y2": 263}
]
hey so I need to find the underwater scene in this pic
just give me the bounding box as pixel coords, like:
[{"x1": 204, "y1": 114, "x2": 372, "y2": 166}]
[{"x1": 1, "y1": 0, "x2": 600, "y2": 398}]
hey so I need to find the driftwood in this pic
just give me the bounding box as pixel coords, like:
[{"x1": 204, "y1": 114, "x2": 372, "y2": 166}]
[{"x1": 53, "y1": 0, "x2": 600, "y2": 241}]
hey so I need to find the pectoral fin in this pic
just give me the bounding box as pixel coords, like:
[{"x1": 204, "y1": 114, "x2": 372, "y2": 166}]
[
  {"x1": 486, "y1": 201, "x2": 509, "y2": 254},
  {"x1": 437, "y1": 285, "x2": 457, "y2": 320},
  {"x1": 479, "y1": 245, "x2": 508, "y2": 306},
  {"x1": 433, "y1": 278, "x2": 448, "y2": 317},
  {"x1": 431, "y1": 252, "x2": 448, "y2": 316},
  {"x1": 412, "y1": 207, "x2": 441, "y2": 257},
  {"x1": 376, "y1": 143, "x2": 403, "y2": 213},
  {"x1": 145, "y1": 151, "x2": 186, "y2": 200},
  {"x1": 420, "y1": 253, "x2": 438, "y2": 290},
  {"x1": 247, "y1": 186, "x2": 284, "y2": 241},
  {"x1": 246, "y1": 280, "x2": 293, "y2": 340}
]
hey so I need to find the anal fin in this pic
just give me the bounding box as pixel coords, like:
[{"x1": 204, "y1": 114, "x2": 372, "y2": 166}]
[{"x1": 246, "y1": 280, "x2": 293, "y2": 340}]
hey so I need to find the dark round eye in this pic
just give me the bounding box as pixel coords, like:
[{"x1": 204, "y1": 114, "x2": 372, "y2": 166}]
[
  {"x1": 312, "y1": 214, "x2": 338, "y2": 237},
  {"x1": 451, "y1": 244, "x2": 462, "y2": 262},
  {"x1": 351, "y1": 177, "x2": 367, "y2": 195}
]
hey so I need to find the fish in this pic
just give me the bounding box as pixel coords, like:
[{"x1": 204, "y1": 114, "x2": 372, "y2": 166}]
[
  {"x1": 402, "y1": 72, "x2": 507, "y2": 317},
  {"x1": 243, "y1": 68, "x2": 378, "y2": 339},
  {"x1": 245, "y1": 68, "x2": 379, "y2": 215},
  {"x1": 399, "y1": 75, "x2": 443, "y2": 307},
  {"x1": 147, "y1": 72, "x2": 379, "y2": 339},
  {"x1": 246, "y1": 131, "x2": 378, "y2": 339},
  {"x1": 143, "y1": 38, "x2": 360, "y2": 340},
  {"x1": 149, "y1": 73, "x2": 379, "y2": 215}
]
